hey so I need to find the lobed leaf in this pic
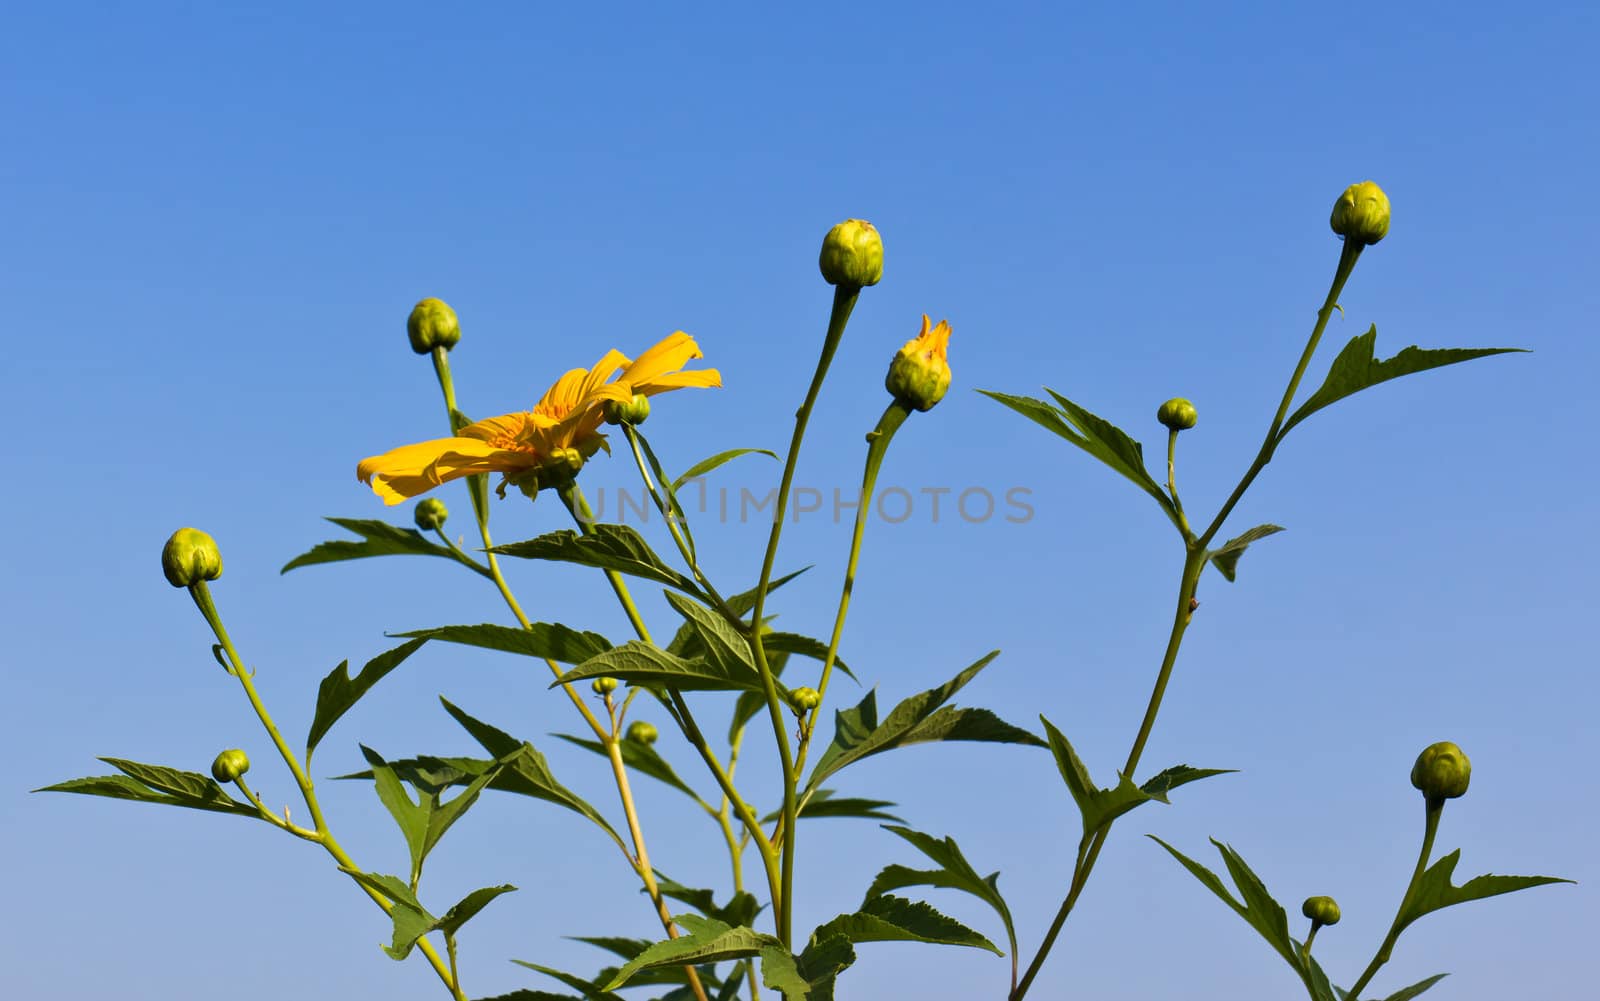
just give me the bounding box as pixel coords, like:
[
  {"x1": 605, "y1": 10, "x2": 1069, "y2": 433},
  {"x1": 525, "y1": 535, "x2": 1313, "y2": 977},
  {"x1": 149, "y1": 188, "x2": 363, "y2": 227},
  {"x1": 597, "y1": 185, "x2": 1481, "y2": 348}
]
[
  {"x1": 281, "y1": 517, "x2": 461, "y2": 573},
  {"x1": 395, "y1": 622, "x2": 612, "y2": 666},
  {"x1": 865, "y1": 825, "x2": 1017, "y2": 966},
  {"x1": 553, "y1": 733, "x2": 701, "y2": 801},
  {"x1": 493, "y1": 525, "x2": 702, "y2": 596},
  {"x1": 307, "y1": 637, "x2": 428, "y2": 758},
  {"x1": 809, "y1": 894, "x2": 1000, "y2": 955},
  {"x1": 601, "y1": 917, "x2": 780, "y2": 991},
  {"x1": 1396, "y1": 849, "x2": 1571, "y2": 931},
  {"x1": 557, "y1": 640, "x2": 767, "y2": 695},
  {"x1": 35, "y1": 773, "x2": 253, "y2": 816},
  {"x1": 96, "y1": 759, "x2": 257, "y2": 815},
  {"x1": 1206, "y1": 524, "x2": 1286, "y2": 583}
]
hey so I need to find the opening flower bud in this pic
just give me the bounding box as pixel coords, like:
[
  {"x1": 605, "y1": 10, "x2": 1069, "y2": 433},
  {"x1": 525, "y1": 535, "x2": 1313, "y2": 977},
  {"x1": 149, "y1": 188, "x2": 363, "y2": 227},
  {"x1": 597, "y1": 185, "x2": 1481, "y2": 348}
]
[
  {"x1": 1301, "y1": 895, "x2": 1341, "y2": 927},
  {"x1": 1157, "y1": 397, "x2": 1198, "y2": 431},
  {"x1": 407, "y1": 297, "x2": 462, "y2": 354},
  {"x1": 591, "y1": 677, "x2": 619, "y2": 695},
  {"x1": 886, "y1": 315, "x2": 953, "y2": 412},
  {"x1": 818, "y1": 219, "x2": 884, "y2": 288},
  {"x1": 211, "y1": 748, "x2": 250, "y2": 784},
  {"x1": 1411, "y1": 740, "x2": 1471, "y2": 802},
  {"x1": 1330, "y1": 181, "x2": 1390, "y2": 246},
  {"x1": 602, "y1": 393, "x2": 651, "y2": 426},
  {"x1": 625, "y1": 721, "x2": 658, "y2": 745},
  {"x1": 789, "y1": 686, "x2": 821, "y2": 713},
  {"x1": 413, "y1": 498, "x2": 449, "y2": 531},
  {"x1": 162, "y1": 528, "x2": 223, "y2": 588}
]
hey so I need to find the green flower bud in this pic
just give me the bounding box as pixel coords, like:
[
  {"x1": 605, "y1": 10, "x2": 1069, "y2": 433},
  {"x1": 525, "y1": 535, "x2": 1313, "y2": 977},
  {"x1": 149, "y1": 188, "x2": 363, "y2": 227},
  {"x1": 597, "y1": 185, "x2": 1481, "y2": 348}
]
[
  {"x1": 407, "y1": 297, "x2": 462, "y2": 354},
  {"x1": 789, "y1": 686, "x2": 821, "y2": 713},
  {"x1": 1330, "y1": 181, "x2": 1390, "y2": 246},
  {"x1": 161, "y1": 527, "x2": 223, "y2": 588},
  {"x1": 591, "y1": 677, "x2": 619, "y2": 695},
  {"x1": 413, "y1": 498, "x2": 449, "y2": 531},
  {"x1": 1301, "y1": 895, "x2": 1341, "y2": 926},
  {"x1": 886, "y1": 315, "x2": 953, "y2": 412},
  {"x1": 211, "y1": 748, "x2": 250, "y2": 784},
  {"x1": 626, "y1": 721, "x2": 658, "y2": 745},
  {"x1": 1157, "y1": 397, "x2": 1198, "y2": 431},
  {"x1": 818, "y1": 219, "x2": 884, "y2": 288},
  {"x1": 602, "y1": 393, "x2": 652, "y2": 426},
  {"x1": 1411, "y1": 741, "x2": 1471, "y2": 802}
]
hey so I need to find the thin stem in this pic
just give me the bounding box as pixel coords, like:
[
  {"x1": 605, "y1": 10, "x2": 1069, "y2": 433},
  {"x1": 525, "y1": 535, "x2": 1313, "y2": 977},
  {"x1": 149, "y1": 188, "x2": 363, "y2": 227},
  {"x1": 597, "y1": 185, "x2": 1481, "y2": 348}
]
[
  {"x1": 1166, "y1": 429, "x2": 1192, "y2": 540},
  {"x1": 622, "y1": 426, "x2": 732, "y2": 614},
  {"x1": 749, "y1": 284, "x2": 860, "y2": 946},
  {"x1": 1346, "y1": 804, "x2": 1443, "y2": 1000},
  {"x1": 431, "y1": 527, "x2": 495, "y2": 580},
  {"x1": 1302, "y1": 923, "x2": 1321, "y2": 957}
]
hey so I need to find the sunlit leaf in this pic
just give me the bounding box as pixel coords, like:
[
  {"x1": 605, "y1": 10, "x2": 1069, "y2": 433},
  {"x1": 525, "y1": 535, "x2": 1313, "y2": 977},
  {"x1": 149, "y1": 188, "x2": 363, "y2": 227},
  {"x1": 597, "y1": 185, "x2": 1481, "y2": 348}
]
[
  {"x1": 672, "y1": 447, "x2": 779, "y2": 490},
  {"x1": 493, "y1": 525, "x2": 702, "y2": 596},
  {"x1": 281, "y1": 517, "x2": 466, "y2": 574},
  {"x1": 395, "y1": 622, "x2": 612, "y2": 666},
  {"x1": 865, "y1": 825, "x2": 1017, "y2": 966},
  {"x1": 307, "y1": 638, "x2": 428, "y2": 758},
  {"x1": 1206, "y1": 524, "x2": 1286, "y2": 583}
]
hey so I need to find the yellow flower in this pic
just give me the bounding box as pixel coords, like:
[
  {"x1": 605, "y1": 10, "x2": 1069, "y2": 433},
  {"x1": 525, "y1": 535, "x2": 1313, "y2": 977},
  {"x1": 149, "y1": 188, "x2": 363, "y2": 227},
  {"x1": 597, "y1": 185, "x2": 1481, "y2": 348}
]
[
  {"x1": 358, "y1": 332, "x2": 720, "y2": 505},
  {"x1": 885, "y1": 314, "x2": 952, "y2": 411}
]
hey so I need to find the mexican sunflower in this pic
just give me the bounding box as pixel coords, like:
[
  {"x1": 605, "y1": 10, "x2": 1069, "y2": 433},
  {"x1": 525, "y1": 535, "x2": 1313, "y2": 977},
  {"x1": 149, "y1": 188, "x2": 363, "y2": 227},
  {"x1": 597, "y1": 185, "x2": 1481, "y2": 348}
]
[{"x1": 357, "y1": 332, "x2": 720, "y2": 505}]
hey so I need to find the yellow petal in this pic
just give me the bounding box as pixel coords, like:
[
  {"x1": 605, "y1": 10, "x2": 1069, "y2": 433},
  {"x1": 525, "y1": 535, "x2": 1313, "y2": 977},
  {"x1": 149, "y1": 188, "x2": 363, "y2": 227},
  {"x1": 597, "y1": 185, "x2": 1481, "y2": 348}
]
[
  {"x1": 357, "y1": 436, "x2": 527, "y2": 505},
  {"x1": 630, "y1": 367, "x2": 723, "y2": 395},
  {"x1": 621, "y1": 332, "x2": 706, "y2": 384}
]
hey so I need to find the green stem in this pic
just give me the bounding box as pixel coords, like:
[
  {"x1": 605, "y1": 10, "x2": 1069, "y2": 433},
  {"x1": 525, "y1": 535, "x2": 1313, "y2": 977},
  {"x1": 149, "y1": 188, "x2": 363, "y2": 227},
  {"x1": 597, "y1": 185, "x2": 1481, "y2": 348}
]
[
  {"x1": 1166, "y1": 429, "x2": 1192, "y2": 540},
  {"x1": 622, "y1": 426, "x2": 732, "y2": 614},
  {"x1": 750, "y1": 284, "x2": 860, "y2": 946},
  {"x1": 431, "y1": 527, "x2": 495, "y2": 580},
  {"x1": 1346, "y1": 803, "x2": 1443, "y2": 1000}
]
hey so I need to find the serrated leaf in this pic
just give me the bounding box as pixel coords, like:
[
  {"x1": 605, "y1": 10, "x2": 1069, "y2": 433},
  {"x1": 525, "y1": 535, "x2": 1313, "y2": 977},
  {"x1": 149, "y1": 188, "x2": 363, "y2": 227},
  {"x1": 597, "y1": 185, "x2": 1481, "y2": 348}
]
[
  {"x1": 809, "y1": 894, "x2": 1000, "y2": 954},
  {"x1": 360, "y1": 745, "x2": 430, "y2": 880},
  {"x1": 556, "y1": 640, "x2": 766, "y2": 694},
  {"x1": 493, "y1": 525, "x2": 702, "y2": 596},
  {"x1": 866, "y1": 825, "x2": 1017, "y2": 967},
  {"x1": 759, "y1": 631, "x2": 856, "y2": 683},
  {"x1": 760, "y1": 792, "x2": 903, "y2": 824},
  {"x1": 553, "y1": 733, "x2": 700, "y2": 801},
  {"x1": 569, "y1": 936, "x2": 654, "y2": 961},
  {"x1": 1150, "y1": 837, "x2": 1311, "y2": 977},
  {"x1": 281, "y1": 517, "x2": 462, "y2": 573},
  {"x1": 396, "y1": 622, "x2": 612, "y2": 666},
  {"x1": 672, "y1": 447, "x2": 779, "y2": 490},
  {"x1": 34, "y1": 773, "x2": 254, "y2": 816},
  {"x1": 1038, "y1": 718, "x2": 1163, "y2": 841},
  {"x1": 1138, "y1": 764, "x2": 1236, "y2": 803},
  {"x1": 307, "y1": 638, "x2": 428, "y2": 758},
  {"x1": 1396, "y1": 849, "x2": 1571, "y2": 931},
  {"x1": 437, "y1": 883, "x2": 517, "y2": 938},
  {"x1": 602, "y1": 917, "x2": 781, "y2": 991},
  {"x1": 730, "y1": 652, "x2": 789, "y2": 743},
  {"x1": 96, "y1": 759, "x2": 256, "y2": 815},
  {"x1": 1206, "y1": 524, "x2": 1286, "y2": 583},
  {"x1": 1376, "y1": 973, "x2": 1449, "y2": 1001},
  {"x1": 1283, "y1": 327, "x2": 1523, "y2": 435},
  {"x1": 795, "y1": 935, "x2": 856, "y2": 1000},
  {"x1": 654, "y1": 874, "x2": 762, "y2": 928},
  {"x1": 341, "y1": 869, "x2": 436, "y2": 960},
  {"x1": 760, "y1": 945, "x2": 810, "y2": 1000},
  {"x1": 511, "y1": 962, "x2": 626, "y2": 1001},
  {"x1": 664, "y1": 591, "x2": 759, "y2": 680},
  {"x1": 806, "y1": 652, "x2": 1043, "y2": 791}
]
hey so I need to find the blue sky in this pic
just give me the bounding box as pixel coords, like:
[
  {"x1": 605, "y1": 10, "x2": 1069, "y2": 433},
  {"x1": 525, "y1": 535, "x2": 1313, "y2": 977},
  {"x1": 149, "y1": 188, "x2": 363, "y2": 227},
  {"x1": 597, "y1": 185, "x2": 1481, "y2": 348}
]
[{"x1": 3, "y1": 3, "x2": 1595, "y2": 999}]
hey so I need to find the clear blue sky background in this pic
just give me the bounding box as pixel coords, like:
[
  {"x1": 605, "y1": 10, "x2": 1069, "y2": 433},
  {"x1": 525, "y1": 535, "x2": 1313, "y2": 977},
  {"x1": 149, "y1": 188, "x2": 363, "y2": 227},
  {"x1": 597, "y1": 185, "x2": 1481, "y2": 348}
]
[{"x1": 4, "y1": 4, "x2": 1594, "y2": 1000}]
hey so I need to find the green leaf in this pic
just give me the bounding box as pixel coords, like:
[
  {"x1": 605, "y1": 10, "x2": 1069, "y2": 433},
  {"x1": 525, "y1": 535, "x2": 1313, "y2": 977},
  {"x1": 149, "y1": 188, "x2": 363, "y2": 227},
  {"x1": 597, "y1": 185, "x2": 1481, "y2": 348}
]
[
  {"x1": 760, "y1": 944, "x2": 811, "y2": 1001},
  {"x1": 794, "y1": 935, "x2": 856, "y2": 1001},
  {"x1": 672, "y1": 447, "x2": 779, "y2": 490},
  {"x1": 95, "y1": 759, "x2": 257, "y2": 815},
  {"x1": 806, "y1": 651, "x2": 1043, "y2": 791},
  {"x1": 493, "y1": 525, "x2": 702, "y2": 596},
  {"x1": 395, "y1": 622, "x2": 612, "y2": 666},
  {"x1": 865, "y1": 825, "x2": 1017, "y2": 967},
  {"x1": 1040, "y1": 721, "x2": 1229, "y2": 840},
  {"x1": 34, "y1": 772, "x2": 254, "y2": 816},
  {"x1": 552, "y1": 733, "x2": 701, "y2": 801},
  {"x1": 1148, "y1": 837, "x2": 1307, "y2": 975},
  {"x1": 345, "y1": 871, "x2": 515, "y2": 962},
  {"x1": 1206, "y1": 524, "x2": 1286, "y2": 583},
  {"x1": 602, "y1": 917, "x2": 781, "y2": 991},
  {"x1": 281, "y1": 517, "x2": 461, "y2": 573},
  {"x1": 760, "y1": 790, "x2": 904, "y2": 824},
  {"x1": 437, "y1": 883, "x2": 518, "y2": 938},
  {"x1": 729, "y1": 652, "x2": 789, "y2": 743},
  {"x1": 654, "y1": 874, "x2": 762, "y2": 928},
  {"x1": 568, "y1": 936, "x2": 654, "y2": 961},
  {"x1": 510, "y1": 962, "x2": 626, "y2": 1001},
  {"x1": 306, "y1": 638, "x2": 428, "y2": 758},
  {"x1": 1376, "y1": 973, "x2": 1449, "y2": 1001},
  {"x1": 1283, "y1": 327, "x2": 1524, "y2": 435},
  {"x1": 556, "y1": 640, "x2": 766, "y2": 695},
  {"x1": 759, "y1": 631, "x2": 856, "y2": 683},
  {"x1": 809, "y1": 894, "x2": 1000, "y2": 954},
  {"x1": 360, "y1": 745, "x2": 430, "y2": 880},
  {"x1": 1139, "y1": 764, "x2": 1237, "y2": 802},
  {"x1": 664, "y1": 591, "x2": 759, "y2": 680},
  {"x1": 1396, "y1": 849, "x2": 1571, "y2": 931},
  {"x1": 473, "y1": 992, "x2": 585, "y2": 1001}
]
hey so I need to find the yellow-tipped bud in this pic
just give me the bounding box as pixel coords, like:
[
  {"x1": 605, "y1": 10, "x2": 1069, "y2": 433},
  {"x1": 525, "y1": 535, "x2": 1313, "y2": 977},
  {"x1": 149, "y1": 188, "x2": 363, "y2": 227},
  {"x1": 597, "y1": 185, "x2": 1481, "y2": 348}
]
[
  {"x1": 407, "y1": 297, "x2": 462, "y2": 354},
  {"x1": 886, "y1": 315, "x2": 953, "y2": 412},
  {"x1": 1411, "y1": 741, "x2": 1471, "y2": 802},
  {"x1": 591, "y1": 677, "x2": 619, "y2": 695},
  {"x1": 1157, "y1": 397, "x2": 1198, "y2": 431},
  {"x1": 626, "y1": 721, "x2": 658, "y2": 745},
  {"x1": 819, "y1": 219, "x2": 884, "y2": 288},
  {"x1": 211, "y1": 748, "x2": 250, "y2": 784},
  {"x1": 1330, "y1": 181, "x2": 1390, "y2": 246},
  {"x1": 789, "y1": 687, "x2": 821, "y2": 713},
  {"x1": 603, "y1": 393, "x2": 652, "y2": 426},
  {"x1": 413, "y1": 498, "x2": 449, "y2": 531},
  {"x1": 1301, "y1": 895, "x2": 1341, "y2": 927},
  {"x1": 161, "y1": 528, "x2": 223, "y2": 589}
]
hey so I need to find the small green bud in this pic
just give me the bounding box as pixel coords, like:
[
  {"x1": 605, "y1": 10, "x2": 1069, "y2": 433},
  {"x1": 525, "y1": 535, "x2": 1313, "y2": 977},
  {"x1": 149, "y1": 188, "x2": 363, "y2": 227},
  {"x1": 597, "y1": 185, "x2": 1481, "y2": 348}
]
[
  {"x1": 818, "y1": 219, "x2": 884, "y2": 288},
  {"x1": 413, "y1": 498, "x2": 449, "y2": 531},
  {"x1": 1157, "y1": 397, "x2": 1198, "y2": 431},
  {"x1": 211, "y1": 748, "x2": 250, "y2": 784},
  {"x1": 1411, "y1": 741, "x2": 1471, "y2": 802},
  {"x1": 161, "y1": 528, "x2": 223, "y2": 588},
  {"x1": 1301, "y1": 895, "x2": 1341, "y2": 927},
  {"x1": 1330, "y1": 181, "x2": 1390, "y2": 246},
  {"x1": 591, "y1": 677, "x2": 619, "y2": 695},
  {"x1": 789, "y1": 686, "x2": 821, "y2": 713},
  {"x1": 886, "y1": 315, "x2": 953, "y2": 412},
  {"x1": 602, "y1": 393, "x2": 652, "y2": 426},
  {"x1": 626, "y1": 721, "x2": 658, "y2": 745},
  {"x1": 407, "y1": 297, "x2": 462, "y2": 354}
]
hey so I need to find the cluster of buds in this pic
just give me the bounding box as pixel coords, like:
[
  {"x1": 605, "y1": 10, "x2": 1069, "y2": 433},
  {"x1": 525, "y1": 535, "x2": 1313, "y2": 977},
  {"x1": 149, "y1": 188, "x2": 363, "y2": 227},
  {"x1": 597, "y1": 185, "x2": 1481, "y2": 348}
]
[
  {"x1": 788, "y1": 687, "x2": 821, "y2": 715},
  {"x1": 506, "y1": 446, "x2": 588, "y2": 499},
  {"x1": 591, "y1": 677, "x2": 619, "y2": 696},
  {"x1": 407, "y1": 297, "x2": 462, "y2": 354}
]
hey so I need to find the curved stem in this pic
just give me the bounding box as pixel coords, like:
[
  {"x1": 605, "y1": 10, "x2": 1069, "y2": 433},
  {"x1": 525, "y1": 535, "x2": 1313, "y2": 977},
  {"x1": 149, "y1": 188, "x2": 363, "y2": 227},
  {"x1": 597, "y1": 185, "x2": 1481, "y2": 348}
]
[
  {"x1": 1166, "y1": 430, "x2": 1192, "y2": 540},
  {"x1": 1346, "y1": 804, "x2": 1443, "y2": 1000},
  {"x1": 750, "y1": 284, "x2": 860, "y2": 946}
]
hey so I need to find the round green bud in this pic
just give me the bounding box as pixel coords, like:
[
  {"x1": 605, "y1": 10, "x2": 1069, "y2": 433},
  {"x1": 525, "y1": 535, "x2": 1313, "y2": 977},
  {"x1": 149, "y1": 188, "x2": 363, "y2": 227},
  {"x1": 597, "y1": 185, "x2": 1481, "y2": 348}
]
[
  {"x1": 413, "y1": 498, "x2": 449, "y2": 531},
  {"x1": 818, "y1": 219, "x2": 884, "y2": 288},
  {"x1": 1411, "y1": 741, "x2": 1471, "y2": 802},
  {"x1": 626, "y1": 721, "x2": 659, "y2": 745},
  {"x1": 1330, "y1": 181, "x2": 1390, "y2": 246},
  {"x1": 1157, "y1": 397, "x2": 1198, "y2": 431},
  {"x1": 407, "y1": 297, "x2": 462, "y2": 354},
  {"x1": 161, "y1": 527, "x2": 223, "y2": 588},
  {"x1": 789, "y1": 686, "x2": 821, "y2": 713},
  {"x1": 1301, "y1": 895, "x2": 1341, "y2": 926},
  {"x1": 591, "y1": 677, "x2": 619, "y2": 695},
  {"x1": 602, "y1": 393, "x2": 652, "y2": 426},
  {"x1": 211, "y1": 748, "x2": 250, "y2": 784}
]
